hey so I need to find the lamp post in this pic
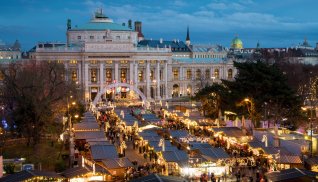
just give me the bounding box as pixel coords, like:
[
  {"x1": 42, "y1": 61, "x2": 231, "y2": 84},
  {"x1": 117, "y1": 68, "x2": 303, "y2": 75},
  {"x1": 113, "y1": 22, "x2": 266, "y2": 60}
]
[
  {"x1": 67, "y1": 95, "x2": 76, "y2": 168},
  {"x1": 243, "y1": 98, "x2": 255, "y2": 128}
]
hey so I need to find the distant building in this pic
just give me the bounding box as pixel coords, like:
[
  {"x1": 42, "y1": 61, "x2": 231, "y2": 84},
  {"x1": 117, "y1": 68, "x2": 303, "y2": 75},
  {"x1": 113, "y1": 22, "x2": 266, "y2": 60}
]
[
  {"x1": 30, "y1": 10, "x2": 237, "y2": 103},
  {"x1": 0, "y1": 40, "x2": 21, "y2": 61}
]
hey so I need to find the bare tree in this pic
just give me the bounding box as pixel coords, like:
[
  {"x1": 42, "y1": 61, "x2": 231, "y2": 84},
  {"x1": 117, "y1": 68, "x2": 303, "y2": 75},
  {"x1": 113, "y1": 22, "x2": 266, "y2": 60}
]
[{"x1": 0, "y1": 61, "x2": 76, "y2": 146}]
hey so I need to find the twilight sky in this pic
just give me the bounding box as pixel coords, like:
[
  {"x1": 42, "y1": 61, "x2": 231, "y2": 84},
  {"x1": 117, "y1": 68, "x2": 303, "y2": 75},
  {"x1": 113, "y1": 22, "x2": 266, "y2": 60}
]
[{"x1": 0, "y1": 0, "x2": 317, "y2": 50}]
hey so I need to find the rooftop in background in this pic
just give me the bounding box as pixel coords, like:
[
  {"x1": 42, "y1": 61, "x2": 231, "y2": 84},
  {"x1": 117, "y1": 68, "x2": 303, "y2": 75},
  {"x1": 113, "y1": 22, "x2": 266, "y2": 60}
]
[
  {"x1": 191, "y1": 44, "x2": 227, "y2": 53},
  {"x1": 138, "y1": 39, "x2": 191, "y2": 52},
  {"x1": 0, "y1": 40, "x2": 21, "y2": 51}
]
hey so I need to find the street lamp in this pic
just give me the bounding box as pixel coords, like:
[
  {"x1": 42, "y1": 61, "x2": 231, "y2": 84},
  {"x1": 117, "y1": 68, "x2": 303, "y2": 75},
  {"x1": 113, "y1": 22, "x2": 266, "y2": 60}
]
[
  {"x1": 67, "y1": 95, "x2": 76, "y2": 168},
  {"x1": 243, "y1": 98, "x2": 256, "y2": 128}
]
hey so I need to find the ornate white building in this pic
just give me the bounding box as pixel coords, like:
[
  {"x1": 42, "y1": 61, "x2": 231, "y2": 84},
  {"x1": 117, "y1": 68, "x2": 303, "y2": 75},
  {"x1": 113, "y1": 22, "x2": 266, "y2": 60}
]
[{"x1": 30, "y1": 10, "x2": 237, "y2": 103}]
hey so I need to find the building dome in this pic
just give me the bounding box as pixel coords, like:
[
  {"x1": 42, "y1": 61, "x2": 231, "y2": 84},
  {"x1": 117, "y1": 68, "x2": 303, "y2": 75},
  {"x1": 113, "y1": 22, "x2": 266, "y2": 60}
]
[{"x1": 231, "y1": 36, "x2": 243, "y2": 49}]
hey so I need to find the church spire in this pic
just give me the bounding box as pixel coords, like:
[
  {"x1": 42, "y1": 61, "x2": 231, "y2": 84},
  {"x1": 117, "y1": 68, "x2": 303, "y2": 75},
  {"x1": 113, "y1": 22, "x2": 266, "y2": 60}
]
[{"x1": 186, "y1": 26, "x2": 190, "y2": 46}]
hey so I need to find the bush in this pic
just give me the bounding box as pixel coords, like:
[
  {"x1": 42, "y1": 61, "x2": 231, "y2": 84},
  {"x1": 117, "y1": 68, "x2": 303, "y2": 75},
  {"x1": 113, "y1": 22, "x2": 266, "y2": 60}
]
[
  {"x1": 4, "y1": 164, "x2": 15, "y2": 174},
  {"x1": 54, "y1": 160, "x2": 66, "y2": 172}
]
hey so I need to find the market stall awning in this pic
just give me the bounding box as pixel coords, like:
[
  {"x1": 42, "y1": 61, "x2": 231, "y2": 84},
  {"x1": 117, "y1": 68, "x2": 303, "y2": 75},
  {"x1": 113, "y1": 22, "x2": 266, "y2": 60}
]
[
  {"x1": 102, "y1": 157, "x2": 133, "y2": 169},
  {"x1": 90, "y1": 145, "x2": 118, "y2": 161},
  {"x1": 87, "y1": 140, "x2": 112, "y2": 146},
  {"x1": 74, "y1": 122, "x2": 100, "y2": 131},
  {"x1": 74, "y1": 131, "x2": 106, "y2": 140},
  {"x1": 62, "y1": 167, "x2": 90, "y2": 178},
  {"x1": 277, "y1": 155, "x2": 302, "y2": 164},
  {"x1": 196, "y1": 146, "x2": 230, "y2": 161},
  {"x1": 262, "y1": 147, "x2": 291, "y2": 155},
  {"x1": 130, "y1": 173, "x2": 187, "y2": 182},
  {"x1": 138, "y1": 130, "x2": 160, "y2": 138},
  {"x1": 189, "y1": 143, "x2": 212, "y2": 150},
  {"x1": 248, "y1": 139, "x2": 265, "y2": 149},
  {"x1": 162, "y1": 150, "x2": 188, "y2": 163},
  {"x1": 265, "y1": 168, "x2": 318, "y2": 182},
  {"x1": 169, "y1": 130, "x2": 189, "y2": 138},
  {"x1": 212, "y1": 127, "x2": 245, "y2": 138},
  {"x1": 141, "y1": 114, "x2": 161, "y2": 123}
]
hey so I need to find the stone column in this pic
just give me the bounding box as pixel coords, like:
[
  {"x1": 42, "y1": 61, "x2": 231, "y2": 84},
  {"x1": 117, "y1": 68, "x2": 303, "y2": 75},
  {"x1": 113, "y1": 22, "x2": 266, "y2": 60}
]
[
  {"x1": 65, "y1": 63, "x2": 69, "y2": 81},
  {"x1": 134, "y1": 61, "x2": 138, "y2": 87},
  {"x1": 129, "y1": 62, "x2": 134, "y2": 83},
  {"x1": 84, "y1": 63, "x2": 89, "y2": 101},
  {"x1": 165, "y1": 61, "x2": 171, "y2": 99},
  {"x1": 146, "y1": 61, "x2": 150, "y2": 99},
  {"x1": 156, "y1": 61, "x2": 160, "y2": 99},
  {"x1": 78, "y1": 64, "x2": 81, "y2": 84},
  {"x1": 99, "y1": 62, "x2": 104, "y2": 89},
  {"x1": 115, "y1": 62, "x2": 119, "y2": 83}
]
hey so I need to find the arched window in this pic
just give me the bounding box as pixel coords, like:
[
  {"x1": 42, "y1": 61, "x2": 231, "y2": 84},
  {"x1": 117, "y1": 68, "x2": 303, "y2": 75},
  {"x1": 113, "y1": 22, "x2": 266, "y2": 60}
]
[
  {"x1": 214, "y1": 69, "x2": 219, "y2": 79},
  {"x1": 138, "y1": 70, "x2": 144, "y2": 82},
  {"x1": 186, "y1": 69, "x2": 192, "y2": 80},
  {"x1": 91, "y1": 69, "x2": 97, "y2": 83},
  {"x1": 106, "y1": 69, "x2": 112, "y2": 83},
  {"x1": 172, "y1": 84, "x2": 179, "y2": 97},
  {"x1": 196, "y1": 69, "x2": 201, "y2": 80},
  {"x1": 228, "y1": 69, "x2": 233, "y2": 79},
  {"x1": 173, "y1": 69, "x2": 179, "y2": 80},
  {"x1": 71, "y1": 70, "x2": 77, "y2": 81},
  {"x1": 205, "y1": 69, "x2": 210, "y2": 80}
]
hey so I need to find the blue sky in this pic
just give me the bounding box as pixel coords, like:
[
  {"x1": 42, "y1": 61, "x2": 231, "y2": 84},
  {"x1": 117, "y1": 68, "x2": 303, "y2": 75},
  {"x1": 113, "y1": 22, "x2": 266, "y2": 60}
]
[{"x1": 0, "y1": 0, "x2": 317, "y2": 50}]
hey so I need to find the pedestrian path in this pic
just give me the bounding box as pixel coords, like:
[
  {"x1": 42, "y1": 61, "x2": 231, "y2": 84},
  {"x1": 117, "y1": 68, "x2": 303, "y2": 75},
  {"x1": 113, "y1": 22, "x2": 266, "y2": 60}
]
[{"x1": 125, "y1": 140, "x2": 149, "y2": 165}]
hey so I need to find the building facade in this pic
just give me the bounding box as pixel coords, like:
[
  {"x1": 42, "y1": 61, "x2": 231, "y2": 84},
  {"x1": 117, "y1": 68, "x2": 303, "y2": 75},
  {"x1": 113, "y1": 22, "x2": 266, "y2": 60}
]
[{"x1": 30, "y1": 10, "x2": 237, "y2": 103}]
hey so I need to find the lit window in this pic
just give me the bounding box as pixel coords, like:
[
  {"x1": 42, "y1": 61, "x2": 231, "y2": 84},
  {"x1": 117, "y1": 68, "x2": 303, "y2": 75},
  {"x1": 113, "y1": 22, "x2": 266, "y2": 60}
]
[
  {"x1": 138, "y1": 70, "x2": 144, "y2": 82},
  {"x1": 214, "y1": 69, "x2": 219, "y2": 79},
  {"x1": 173, "y1": 69, "x2": 179, "y2": 80},
  {"x1": 106, "y1": 69, "x2": 112, "y2": 83},
  {"x1": 187, "y1": 69, "x2": 192, "y2": 80},
  {"x1": 71, "y1": 70, "x2": 77, "y2": 81},
  {"x1": 196, "y1": 69, "x2": 201, "y2": 80},
  {"x1": 91, "y1": 69, "x2": 97, "y2": 83},
  {"x1": 205, "y1": 69, "x2": 210, "y2": 79},
  {"x1": 90, "y1": 60, "x2": 97, "y2": 64},
  {"x1": 106, "y1": 60, "x2": 113, "y2": 64},
  {"x1": 70, "y1": 60, "x2": 77, "y2": 64},
  {"x1": 121, "y1": 68, "x2": 127, "y2": 83}
]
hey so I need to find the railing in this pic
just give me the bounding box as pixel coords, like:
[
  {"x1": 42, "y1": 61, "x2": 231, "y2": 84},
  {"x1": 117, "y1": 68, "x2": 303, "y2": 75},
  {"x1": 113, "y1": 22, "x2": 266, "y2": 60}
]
[
  {"x1": 36, "y1": 46, "x2": 83, "y2": 52},
  {"x1": 136, "y1": 47, "x2": 171, "y2": 53}
]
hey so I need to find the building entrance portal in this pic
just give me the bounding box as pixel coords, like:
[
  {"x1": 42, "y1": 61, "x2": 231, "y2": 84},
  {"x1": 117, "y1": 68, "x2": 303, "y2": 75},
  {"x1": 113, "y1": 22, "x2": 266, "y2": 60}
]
[{"x1": 92, "y1": 83, "x2": 147, "y2": 108}]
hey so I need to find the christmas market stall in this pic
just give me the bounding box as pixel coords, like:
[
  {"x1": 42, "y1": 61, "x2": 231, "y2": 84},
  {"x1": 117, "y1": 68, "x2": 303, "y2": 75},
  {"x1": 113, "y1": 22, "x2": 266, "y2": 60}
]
[
  {"x1": 157, "y1": 150, "x2": 189, "y2": 176},
  {"x1": 212, "y1": 127, "x2": 251, "y2": 151},
  {"x1": 181, "y1": 142, "x2": 230, "y2": 178},
  {"x1": 0, "y1": 170, "x2": 64, "y2": 182},
  {"x1": 62, "y1": 164, "x2": 111, "y2": 182},
  {"x1": 101, "y1": 157, "x2": 134, "y2": 178}
]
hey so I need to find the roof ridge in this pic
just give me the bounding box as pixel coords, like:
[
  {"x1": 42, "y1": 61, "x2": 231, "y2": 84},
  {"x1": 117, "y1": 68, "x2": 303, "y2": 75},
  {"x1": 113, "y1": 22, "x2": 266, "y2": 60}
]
[
  {"x1": 294, "y1": 168, "x2": 306, "y2": 175},
  {"x1": 155, "y1": 173, "x2": 164, "y2": 182}
]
